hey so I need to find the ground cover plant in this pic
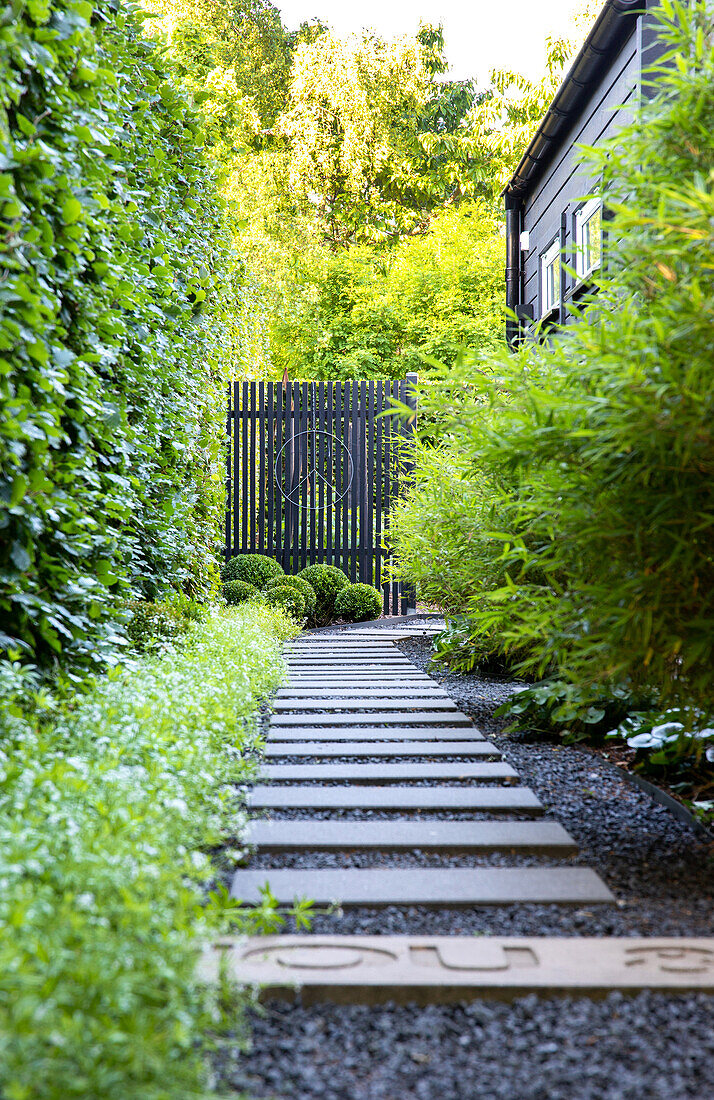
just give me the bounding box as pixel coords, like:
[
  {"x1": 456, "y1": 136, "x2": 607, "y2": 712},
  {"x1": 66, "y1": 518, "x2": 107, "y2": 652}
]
[
  {"x1": 391, "y1": 0, "x2": 714, "y2": 810},
  {"x1": 0, "y1": 602, "x2": 298, "y2": 1100},
  {"x1": 0, "y1": 0, "x2": 242, "y2": 672}
]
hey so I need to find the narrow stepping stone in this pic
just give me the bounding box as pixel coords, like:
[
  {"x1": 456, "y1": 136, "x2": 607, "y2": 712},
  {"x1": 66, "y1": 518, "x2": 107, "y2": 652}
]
[
  {"x1": 272, "y1": 698, "x2": 458, "y2": 712},
  {"x1": 286, "y1": 642, "x2": 396, "y2": 646},
  {"x1": 286, "y1": 674, "x2": 431, "y2": 683},
  {"x1": 288, "y1": 649, "x2": 399, "y2": 658},
  {"x1": 276, "y1": 686, "x2": 446, "y2": 698},
  {"x1": 230, "y1": 867, "x2": 614, "y2": 905},
  {"x1": 199, "y1": 936, "x2": 714, "y2": 1001},
  {"x1": 270, "y1": 711, "x2": 473, "y2": 726},
  {"x1": 287, "y1": 656, "x2": 412, "y2": 665},
  {"x1": 288, "y1": 662, "x2": 428, "y2": 669},
  {"x1": 263, "y1": 740, "x2": 499, "y2": 758},
  {"x1": 267, "y1": 726, "x2": 483, "y2": 741},
  {"x1": 247, "y1": 785, "x2": 543, "y2": 813},
  {"x1": 244, "y1": 819, "x2": 578, "y2": 854},
  {"x1": 258, "y1": 762, "x2": 518, "y2": 783}
]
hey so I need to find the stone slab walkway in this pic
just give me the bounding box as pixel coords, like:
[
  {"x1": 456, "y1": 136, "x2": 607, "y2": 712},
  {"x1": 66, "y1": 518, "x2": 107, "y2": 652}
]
[{"x1": 227, "y1": 628, "x2": 714, "y2": 1000}]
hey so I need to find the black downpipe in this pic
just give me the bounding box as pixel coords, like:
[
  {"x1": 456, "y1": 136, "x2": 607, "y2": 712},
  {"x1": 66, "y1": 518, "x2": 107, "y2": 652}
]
[
  {"x1": 505, "y1": 193, "x2": 522, "y2": 348},
  {"x1": 559, "y1": 209, "x2": 568, "y2": 327}
]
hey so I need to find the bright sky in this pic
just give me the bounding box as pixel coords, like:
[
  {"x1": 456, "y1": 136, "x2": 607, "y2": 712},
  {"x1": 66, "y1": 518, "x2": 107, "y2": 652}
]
[{"x1": 275, "y1": 0, "x2": 591, "y2": 85}]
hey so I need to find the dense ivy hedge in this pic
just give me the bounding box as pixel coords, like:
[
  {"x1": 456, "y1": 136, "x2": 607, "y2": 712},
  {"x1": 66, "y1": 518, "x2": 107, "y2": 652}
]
[{"x1": 0, "y1": 0, "x2": 240, "y2": 670}]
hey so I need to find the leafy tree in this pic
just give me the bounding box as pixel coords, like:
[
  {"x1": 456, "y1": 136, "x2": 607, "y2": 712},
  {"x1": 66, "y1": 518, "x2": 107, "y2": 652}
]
[
  {"x1": 268, "y1": 202, "x2": 504, "y2": 379},
  {"x1": 392, "y1": 0, "x2": 714, "y2": 711},
  {"x1": 146, "y1": 0, "x2": 297, "y2": 130},
  {"x1": 278, "y1": 24, "x2": 486, "y2": 246}
]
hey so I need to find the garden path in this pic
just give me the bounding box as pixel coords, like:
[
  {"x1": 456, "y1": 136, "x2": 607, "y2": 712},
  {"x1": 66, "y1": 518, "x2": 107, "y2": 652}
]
[{"x1": 208, "y1": 625, "x2": 714, "y2": 1001}]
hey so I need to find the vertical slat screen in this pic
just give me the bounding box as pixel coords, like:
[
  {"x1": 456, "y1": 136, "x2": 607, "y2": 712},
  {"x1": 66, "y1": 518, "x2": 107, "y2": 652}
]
[{"x1": 226, "y1": 377, "x2": 416, "y2": 615}]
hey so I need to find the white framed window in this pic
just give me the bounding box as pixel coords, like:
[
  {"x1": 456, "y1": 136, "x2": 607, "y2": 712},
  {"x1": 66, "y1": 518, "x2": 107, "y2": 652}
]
[
  {"x1": 575, "y1": 198, "x2": 602, "y2": 279},
  {"x1": 540, "y1": 237, "x2": 561, "y2": 315}
]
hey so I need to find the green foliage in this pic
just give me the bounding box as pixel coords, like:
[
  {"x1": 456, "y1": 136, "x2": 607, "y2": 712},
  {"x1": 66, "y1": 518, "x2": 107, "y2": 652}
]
[
  {"x1": 0, "y1": 603, "x2": 297, "y2": 1099},
  {"x1": 224, "y1": 553, "x2": 284, "y2": 587},
  {"x1": 278, "y1": 25, "x2": 485, "y2": 247},
  {"x1": 125, "y1": 598, "x2": 191, "y2": 651},
  {"x1": 264, "y1": 583, "x2": 306, "y2": 619},
  {"x1": 267, "y1": 574, "x2": 317, "y2": 619},
  {"x1": 497, "y1": 679, "x2": 649, "y2": 744},
  {"x1": 269, "y1": 203, "x2": 504, "y2": 379},
  {"x1": 0, "y1": 0, "x2": 241, "y2": 671},
  {"x1": 222, "y1": 579, "x2": 258, "y2": 604},
  {"x1": 334, "y1": 582, "x2": 383, "y2": 623},
  {"x1": 605, "y1": 707, "x2": 713, "y2": 822},
  {"x1": 148, "y1": 0, "x2": 297, "y2": 134},
  {"x1": 298, "y1": 563, "x2": 349, "y2": 623},
  {"x1": 392, "y1": 2, "x2": 714, "y2": 711}
]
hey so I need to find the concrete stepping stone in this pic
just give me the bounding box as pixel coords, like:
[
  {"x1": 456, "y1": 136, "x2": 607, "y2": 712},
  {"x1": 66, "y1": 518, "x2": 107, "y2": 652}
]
[
  {"x1": 267, "y1": 726, "x2": 484, "y2": 741},
  {"x1": 287, "y1": 655, "x2": 411, "y2": 664},
  {"x1": 287, "y1": 644, "x2": 397, "y2": 652},
  {"x1": 258, "y1": 762, "x2": 518, "y2": 783},
  {"x1": 199, "y1": 936, "x2": 714, "y2": 1000},
  {"x1": 286, "y1": 668, "x2": 431, "y2": 677},
  {"x1": 244, "y1": 819, "x2": 578, "y2": 853},
  {"x1": 276, "y1": 686, "x2": 447, "y2": 698},
  {"x1": 272, "y1": 698, "x2": 459, "y2": 712},
  {"x1": 247, "y1": 785, "x2": 543, "y2": 813},
  {"x1": 263, "y1": 740, "x2": 500, "y2": 758},
  {"x1": 230, "y1": 867, "x2": 614, "y2": 905},
  {"x1": 269, "y1": 711, "x2": 472, "y2": 726}
]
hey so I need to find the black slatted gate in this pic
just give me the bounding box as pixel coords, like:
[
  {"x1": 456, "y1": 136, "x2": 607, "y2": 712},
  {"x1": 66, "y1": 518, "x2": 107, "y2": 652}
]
[{"x1": 225, "y1": 376, "x2": 417, "y2": 615}]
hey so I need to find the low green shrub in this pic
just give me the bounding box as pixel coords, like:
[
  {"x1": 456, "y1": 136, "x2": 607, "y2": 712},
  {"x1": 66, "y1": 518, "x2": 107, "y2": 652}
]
[
  {"x1": 0, "y1": 604, "x2": 297, "y2": 1099},
  {"x1": 334, "y1": 582, "x2": 382, "y2": 623},
  {"x1": 265, "y1": 584, "x2": 306, "y2": 620},
  {"x1": 298, "y1": 564, "x2": 349, "y2": 624},
  {"x1": 224, "y1": 554, "x2": 284, "y2": 588},
  {"x1": 223, "y1": 579, "x2": 259, "y2": 605},
  {"x1": 267, "y1": 575, "x2": 317, "y2": 620}
]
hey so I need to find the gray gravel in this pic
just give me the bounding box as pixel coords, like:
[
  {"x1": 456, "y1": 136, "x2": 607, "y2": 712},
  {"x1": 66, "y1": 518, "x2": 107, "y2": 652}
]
[
  {"x1": 242, "y1": 635, "x2": 714, "y2": 937},
  {"x1": 213, "y1": 992, "x2": 714, "y2": 1099},
  {"x1": 215, "y1": 628, "x2": 714, "y2": 1099}
]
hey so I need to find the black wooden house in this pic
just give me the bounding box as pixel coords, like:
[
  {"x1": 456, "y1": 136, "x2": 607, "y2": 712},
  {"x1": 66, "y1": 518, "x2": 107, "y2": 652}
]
[{"x1": 503, "y1": 0, "x2": 664, "y2": 342}]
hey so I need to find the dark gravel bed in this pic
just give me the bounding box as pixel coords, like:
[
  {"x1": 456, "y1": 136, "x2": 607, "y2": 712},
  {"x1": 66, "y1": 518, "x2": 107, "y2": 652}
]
[
  {"x1": 243, "y1": 634, "x2": 713, "y2": 936},
  {"x1": 246, "y1": 851, "x2": 571, "y2": 870},
  {"x1": 216, "y1": 627, "x2": 714, "y2": 1100},
  {"x1": 213, "y1": 992, "x2": 714, "y2": 1100},
  {"x1": 245, "y1": 808, "x2": 537, "y2": 823}
]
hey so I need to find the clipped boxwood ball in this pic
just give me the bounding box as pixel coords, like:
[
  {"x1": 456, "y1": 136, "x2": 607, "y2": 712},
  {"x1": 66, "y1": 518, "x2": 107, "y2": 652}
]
[
  {"x1": 265, "y1": 584, "x2": 306, "y2": 620},
  {"x1": 224, "y1": 554, "x2": 284, "y2": 588},
  {"x1": 267, "y1": 575, "x2": 316, "y2": 619},
  {"x1": 334, "y1": 582, "x2": 382, "y2": 623},
  {"x1": 298, "y1": 564, "x2": 349, "y2": 622},
  {"x1": 223, "y1": 580, "x2": 258, "y2": 605}
]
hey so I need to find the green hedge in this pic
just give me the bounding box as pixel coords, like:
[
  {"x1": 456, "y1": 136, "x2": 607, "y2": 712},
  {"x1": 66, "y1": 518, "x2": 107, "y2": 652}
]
[
  {"x1": 0, "y1": 603, "x2": 296, "y2": 1099},
  {"x1": 0, "y1": 0, "x2": 242, "y2": 670}
]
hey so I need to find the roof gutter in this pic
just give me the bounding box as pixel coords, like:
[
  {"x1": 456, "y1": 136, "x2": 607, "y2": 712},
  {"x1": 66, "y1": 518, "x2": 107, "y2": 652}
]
[{"x1": 503, "y1": 0, "x2": 642, "y2": 199}]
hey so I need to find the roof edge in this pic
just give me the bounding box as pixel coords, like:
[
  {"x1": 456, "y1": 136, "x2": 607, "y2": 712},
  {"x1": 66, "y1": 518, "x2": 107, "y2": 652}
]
[{"x1": 503, "y1": 0, "x2": 643, "y2": 199}]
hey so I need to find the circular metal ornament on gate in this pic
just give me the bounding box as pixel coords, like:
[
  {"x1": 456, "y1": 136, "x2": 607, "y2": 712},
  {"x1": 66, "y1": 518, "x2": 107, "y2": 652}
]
[{"x1": 274, "y1": 429, "x2": 354, "y2": 509}]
